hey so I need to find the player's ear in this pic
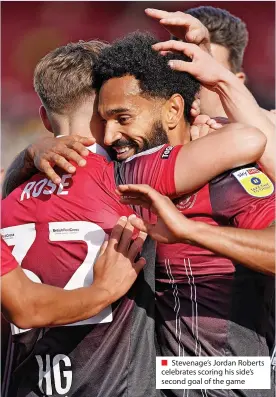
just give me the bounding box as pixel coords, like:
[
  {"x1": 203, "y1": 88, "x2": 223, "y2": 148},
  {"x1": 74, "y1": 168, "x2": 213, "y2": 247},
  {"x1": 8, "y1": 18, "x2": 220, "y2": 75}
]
[
  {"x1": 163, "y1": 94, "x2": 184, "y2": 129},
  {"x1": 39, "y1": 106, "x2": 53, "y2": 134},
  {"x1": 235, "y1": 71, "x2": 246, "y2": 84}
]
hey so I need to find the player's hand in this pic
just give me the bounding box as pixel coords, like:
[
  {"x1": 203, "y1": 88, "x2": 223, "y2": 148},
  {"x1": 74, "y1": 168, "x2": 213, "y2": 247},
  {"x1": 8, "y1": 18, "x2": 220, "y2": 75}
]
[
  {"x1": 93, "y1": 217, "x2": 147, "y2": 302},
  {"x1": 190, "y1": 115, "x2": 226, "y2": 140},
  {"x1": 152, "y1": 41, "x2": 232, "y2": 90},
  {"x1": 26, "y1": 135, "x2": 95, "y2": 184},
  {"x1": 145, "y1": 8, "x2": 211, "y2": 52},
  {"x1": 190, "y1": 95, "x2": 201, "y2": 119},
  {"x1": 117, "y1": 185, "x2": 195, "y2": 244}
]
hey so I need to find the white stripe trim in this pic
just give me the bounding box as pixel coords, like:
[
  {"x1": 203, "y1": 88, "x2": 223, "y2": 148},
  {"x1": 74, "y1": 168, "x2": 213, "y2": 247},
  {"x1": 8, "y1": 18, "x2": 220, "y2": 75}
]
[
  {"x1": 184, "y1": 259, "x2": 197, "y2": 353},
  {"x1": 186, "y1": 259, "x2": 208, "y2": 397},
  {"x1": 187, "y1": 259, "x2": 201, "y2": 356},
  {"x1": 165, "y1": 259, "x2": 185, "y2": 357},
  {"x1": 124, "y1": 145, "x2": 164, "y2": 162}
]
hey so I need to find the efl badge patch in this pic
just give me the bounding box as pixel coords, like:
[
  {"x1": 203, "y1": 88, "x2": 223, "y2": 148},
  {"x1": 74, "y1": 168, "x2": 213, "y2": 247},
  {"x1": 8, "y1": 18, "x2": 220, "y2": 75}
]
[{"x1": 232, "y1": 167, "x2": 274, "y2": 198}]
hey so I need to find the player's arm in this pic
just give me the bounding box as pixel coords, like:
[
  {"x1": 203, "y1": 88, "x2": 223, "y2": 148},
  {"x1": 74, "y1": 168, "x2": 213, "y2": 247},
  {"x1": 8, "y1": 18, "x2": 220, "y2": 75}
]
[
  {"x1": 119, "y1": 126, "x2": 265, "y2": 201},
  {"x1": 261, "y1": 108, "x2": 276, "y2": 125},
  {"x1": 147, "y1": 11, "x2": 275, "y2": 179},
  {"x1": 173, "y1": 123, "x2": 266, "y2": 195},
  {"x1": 215, "y1": 73, "x2": 275, "y2": 180},
  {"x1": 181, "y1": 221, "x2": 275, "y2": 275},
  {"x1": 1, "y1": 218, "x2": 146, "y2": 329},
  {"x1": 2, "y1": 150, "x2": 38, "y2": 199},
  {"x1": 2, "y1": 135, "x2": 95, "y2": 198},
  {"x1": 118, "y1": 185, "x2": 275, "y2": 275},
  {"x1": 152, "y1": 40, "x2": 275, "y2": 181}
]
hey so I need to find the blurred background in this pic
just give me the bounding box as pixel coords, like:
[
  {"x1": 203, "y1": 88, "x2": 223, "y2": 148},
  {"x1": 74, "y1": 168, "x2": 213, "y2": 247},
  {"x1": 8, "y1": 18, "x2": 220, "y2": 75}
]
[{"x1": 1, "y1": 1, "x2": 275, "y2": 173}]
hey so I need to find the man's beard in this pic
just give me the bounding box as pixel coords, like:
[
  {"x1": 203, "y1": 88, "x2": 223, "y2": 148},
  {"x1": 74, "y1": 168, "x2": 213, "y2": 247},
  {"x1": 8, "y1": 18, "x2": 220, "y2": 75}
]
[
  {"x1": 141, "y1": 120, "x2": 169, "y2": 152},
  {"x1": 110, "y1": 120, "x2": 169, "y2": 161}
]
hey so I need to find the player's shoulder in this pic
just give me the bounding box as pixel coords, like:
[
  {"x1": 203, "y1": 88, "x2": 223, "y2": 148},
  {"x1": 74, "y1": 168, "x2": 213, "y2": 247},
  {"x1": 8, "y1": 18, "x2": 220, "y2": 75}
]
[
  {"x1": 210, "y1": 163, "x2": 274, "y2": 199},
  {"x1": 59, "y1": 151, "x2": 109, "y2": 183},
  {"x1": 3, "y1": 152, "x2": 108, "y2": 206},
  {"x1": 86, "y1": 151, "x2": 109, "y2": 167},
  {"x1": 87, "y1": 148, "x2": 109, "y2": 161}
]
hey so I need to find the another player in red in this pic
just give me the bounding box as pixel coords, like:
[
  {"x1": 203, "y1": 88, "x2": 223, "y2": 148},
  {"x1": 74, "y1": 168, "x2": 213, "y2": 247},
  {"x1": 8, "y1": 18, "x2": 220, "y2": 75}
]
[
  {"x1": 2, "y1": 147, "x2": 151, "y2": 397},
  {"x1": 92, "y1": 32, "x2": 275, "y2": 397},
  {"x1": 2, "y1": 126, "x2": 265, "y2": 397},
  {"x1": 2, "y1": 139, "x2": 270, "y2": 397},
  {"x1": 2, "y1": 23, "x2": 274, "y2": 397},
  {"x1": 1, "y1": 40, "x2": 157, "y2": 397}
]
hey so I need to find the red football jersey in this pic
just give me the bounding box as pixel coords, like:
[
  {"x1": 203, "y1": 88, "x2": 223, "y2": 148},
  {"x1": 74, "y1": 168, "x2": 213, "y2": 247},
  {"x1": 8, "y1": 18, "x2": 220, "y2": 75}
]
[
  {"x1": 1, "y1": 143, "x2": 179, "y2": 397},
  {"x1": 117, "y1": 148, "x2": 275, "y2": 369},
  {"x1": 156, "y1": 165, "x2": 275, "y2": 278},
  {"x1": 117, "y1": 151, "x2": 275, "y2": 277},
  {"x1": 2, "y1": 152, "x2": 133, "y2": 289},
  {"x1": 2, "y1": 150, "x2": 135, "y2": 332},
  {"x1": 1, "y1": 238, "x2": 18, "y2": 276},
  {"x1": 1, "y1": 147, "x2": 159, "y2": 397}
]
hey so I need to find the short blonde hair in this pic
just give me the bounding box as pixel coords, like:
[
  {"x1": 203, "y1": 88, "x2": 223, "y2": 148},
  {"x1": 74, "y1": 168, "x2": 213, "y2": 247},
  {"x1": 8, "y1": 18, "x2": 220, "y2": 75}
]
[{"x1": 33, "y1": 40, "x2": 108, "y2": 114}]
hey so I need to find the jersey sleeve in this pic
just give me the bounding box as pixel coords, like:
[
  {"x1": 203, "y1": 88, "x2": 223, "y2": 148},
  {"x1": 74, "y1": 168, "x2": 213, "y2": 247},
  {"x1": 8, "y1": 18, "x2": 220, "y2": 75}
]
[
  {"x1": 210, "y1": 165, "x2": 275, "y2": 229},
  {"x1": 1, "y1": 238, "x2": 18, "y2": 276},
  {"x1": 114, "y1": 144, "x2": 182, "y2": 196}
]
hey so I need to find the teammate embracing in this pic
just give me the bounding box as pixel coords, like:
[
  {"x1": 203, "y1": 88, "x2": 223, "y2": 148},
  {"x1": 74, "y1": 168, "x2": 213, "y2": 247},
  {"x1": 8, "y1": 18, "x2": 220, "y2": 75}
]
[{"x1": 2, "y1": 15, "x2": 275, "y2": 397}]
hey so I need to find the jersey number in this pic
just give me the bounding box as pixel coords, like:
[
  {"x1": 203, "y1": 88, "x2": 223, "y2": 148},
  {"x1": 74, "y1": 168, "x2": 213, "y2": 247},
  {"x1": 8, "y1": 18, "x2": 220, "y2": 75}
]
[{"x1": 1, "y1": 222, "x2": 112, "y2": 334}]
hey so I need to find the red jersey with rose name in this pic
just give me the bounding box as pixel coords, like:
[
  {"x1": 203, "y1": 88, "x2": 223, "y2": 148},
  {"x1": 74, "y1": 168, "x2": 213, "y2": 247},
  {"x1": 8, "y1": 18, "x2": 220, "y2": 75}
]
[
  {"x1": 2, "y1": 144, "x2": 182, "y2": 397},
  {"x1": 1, "y1": 147, "x2": 161, "y2": 397}
]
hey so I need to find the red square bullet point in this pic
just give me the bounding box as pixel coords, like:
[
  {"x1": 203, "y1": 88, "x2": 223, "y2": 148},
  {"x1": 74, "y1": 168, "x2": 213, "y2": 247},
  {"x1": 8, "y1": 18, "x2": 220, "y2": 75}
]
[{"x1": 161, "y1": 360, "x2": 168, "y2": 366}]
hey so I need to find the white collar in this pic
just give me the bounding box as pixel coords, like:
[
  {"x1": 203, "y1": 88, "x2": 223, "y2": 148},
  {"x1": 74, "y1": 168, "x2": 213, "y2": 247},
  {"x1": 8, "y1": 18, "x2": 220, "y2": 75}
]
[
  {"x1": 86, "y1": 143, "x2": 110, "y2": 161},
  {"x1": 56, "y1": 136, "x2": 110, "y2": 161}
]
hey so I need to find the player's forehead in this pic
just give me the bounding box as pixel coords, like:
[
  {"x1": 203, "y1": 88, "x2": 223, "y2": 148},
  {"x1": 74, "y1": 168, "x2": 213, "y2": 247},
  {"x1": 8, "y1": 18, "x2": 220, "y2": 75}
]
[
  {"x1": 98, "y1": 76, "x2": 144, "y2": 115},
  {"x1": 100, "y1": 75, "x2": 141, "y2": 98}
]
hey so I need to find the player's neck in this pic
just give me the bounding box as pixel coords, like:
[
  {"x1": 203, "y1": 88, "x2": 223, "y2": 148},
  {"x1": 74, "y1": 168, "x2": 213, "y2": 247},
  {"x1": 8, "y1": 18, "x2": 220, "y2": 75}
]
[
  {"x1": 168, "y1": 121, "x2": 191, "y2": 146},
  {"x1": 51, "y1": 116, "x2": 91, "y2": 138}
]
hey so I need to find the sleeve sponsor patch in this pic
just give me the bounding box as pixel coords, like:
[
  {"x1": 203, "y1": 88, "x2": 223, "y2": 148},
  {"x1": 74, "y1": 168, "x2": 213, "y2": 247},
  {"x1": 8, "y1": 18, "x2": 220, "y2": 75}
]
[
  {"x1": 161, "y1": 145, "x2": 174, "y2": 159},
  {"x1": 232, "y1": 167, "x2": 274, "y2": 198}
]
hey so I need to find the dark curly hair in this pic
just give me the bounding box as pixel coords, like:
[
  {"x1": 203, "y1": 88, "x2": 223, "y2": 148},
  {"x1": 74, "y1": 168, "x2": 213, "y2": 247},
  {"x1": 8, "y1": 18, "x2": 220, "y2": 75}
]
[
  {"x1": 184, "y1": 6, "x2": 248, "y2": 73},
  {"x1": 93, "y1": 32, "x2": 200, "y2": 122}
]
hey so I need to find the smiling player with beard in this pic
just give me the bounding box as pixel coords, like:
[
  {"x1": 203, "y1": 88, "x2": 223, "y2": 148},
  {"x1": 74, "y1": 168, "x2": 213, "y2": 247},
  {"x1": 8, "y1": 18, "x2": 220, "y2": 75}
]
[
  {"x1": 2, "y1": 14, "x2": 274, "y2": 397},
  {"x1": 92, "y1": 32, "x2": 275, "y2": 397},
  {"x1": 2, "y1": 32, "x2": 266, "y2": 397}
]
